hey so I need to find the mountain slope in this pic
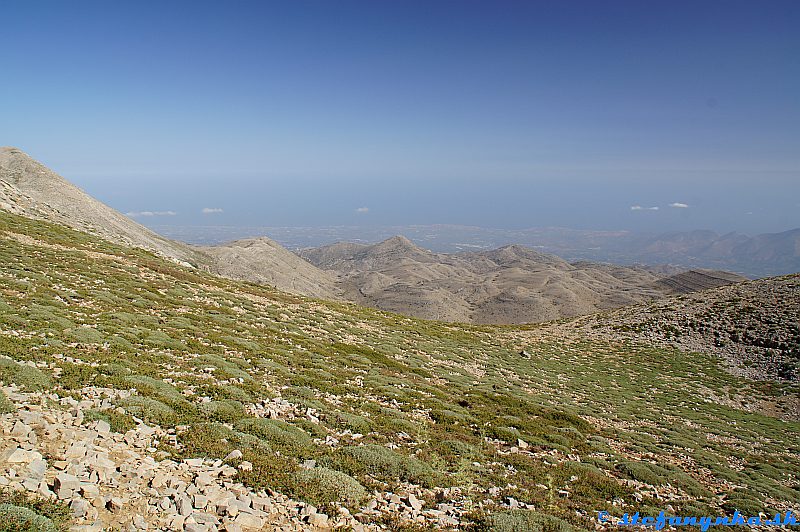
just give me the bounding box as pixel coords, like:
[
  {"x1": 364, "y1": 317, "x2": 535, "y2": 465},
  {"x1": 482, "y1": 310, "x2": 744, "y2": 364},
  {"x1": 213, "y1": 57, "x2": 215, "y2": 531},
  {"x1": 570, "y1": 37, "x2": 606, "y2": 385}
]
[
  {"x1": 196, "y1": 237, "x2": 340, "y2": 299},
  {"x1": 653, "y1": 269, "x2": 748, "y2": 294},
  {"x1": 0, "y1": 146, "x2": 199, "y2": 265},
  {"x1": 0, "y1": 147, "x2": 337, "y2": 298},
  {"x1": 0, "y1": 208, "x2": 797, "y2": 530},
  {"x1": 300, "y1": 238, "x2": 745, "y2": 324},
  {"x1": 549, "y1": 274, "x2": 800, "y2": 382}
]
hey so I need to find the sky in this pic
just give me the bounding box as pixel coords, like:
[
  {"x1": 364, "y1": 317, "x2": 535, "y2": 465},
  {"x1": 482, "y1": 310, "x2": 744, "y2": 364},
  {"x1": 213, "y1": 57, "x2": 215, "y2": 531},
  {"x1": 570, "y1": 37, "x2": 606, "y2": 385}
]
[{"x1": 1, "y1": 0, "x2": 798, "y2": 234}]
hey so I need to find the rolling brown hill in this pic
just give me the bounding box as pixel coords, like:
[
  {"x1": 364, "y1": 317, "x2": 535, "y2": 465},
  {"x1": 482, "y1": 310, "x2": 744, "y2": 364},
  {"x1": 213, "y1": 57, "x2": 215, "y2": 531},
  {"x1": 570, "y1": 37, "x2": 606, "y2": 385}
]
[
  {"x1": 299, "y1": 238, "x2": 747, "y2": 324},
  {"x1": 196, "y1": 237, "x2": 340, "y2": 299},
  {"x1": 654, "y1": 269, "x2": 747, "y2": 294}
]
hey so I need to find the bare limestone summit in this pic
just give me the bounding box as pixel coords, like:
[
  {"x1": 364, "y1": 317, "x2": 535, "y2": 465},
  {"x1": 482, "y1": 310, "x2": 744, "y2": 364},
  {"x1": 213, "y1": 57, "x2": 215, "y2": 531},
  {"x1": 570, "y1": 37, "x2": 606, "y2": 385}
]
[
  {"x1": 0, "y1": 147, "x2": 199, "y2": 266},
  {"x1": 0, "y1": 147, "x2": 339, "y2": 299}
]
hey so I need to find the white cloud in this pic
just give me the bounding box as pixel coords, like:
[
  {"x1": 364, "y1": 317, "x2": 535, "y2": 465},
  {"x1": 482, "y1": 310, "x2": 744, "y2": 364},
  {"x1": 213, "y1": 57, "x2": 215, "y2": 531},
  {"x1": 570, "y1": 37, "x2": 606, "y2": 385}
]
[
  {"x1": 669, "y1": 202, "x2": 689, "y2": 208},
  {"x1": 355, "y1": 207, "x2": 369, "y2": 214},
  {"x1": 630, "y1": 205, "x2": 659, "y2": 211},
  {"x1": 126, "y1": 210, "x2": 176, "y2": 217},
  {"x1": 202, "y1": 207, "x2": 224, "y2": 214}
]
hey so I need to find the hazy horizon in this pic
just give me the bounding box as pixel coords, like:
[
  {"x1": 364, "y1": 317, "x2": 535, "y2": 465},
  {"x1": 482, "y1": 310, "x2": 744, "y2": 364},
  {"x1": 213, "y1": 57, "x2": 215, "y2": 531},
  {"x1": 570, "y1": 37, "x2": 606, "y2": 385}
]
[{"x1": 2, "y1": 1, "x2": 799, "y2": 234}]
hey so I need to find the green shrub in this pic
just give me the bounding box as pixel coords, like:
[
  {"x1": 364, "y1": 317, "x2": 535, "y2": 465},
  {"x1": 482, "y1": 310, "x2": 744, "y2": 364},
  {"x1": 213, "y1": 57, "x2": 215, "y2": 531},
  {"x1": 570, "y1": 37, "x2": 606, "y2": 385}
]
[
  {"x1": 84, "y1": 409, "x2": 135, "y2": 433},
  {"x1": 118, "y1": 397, "x2": 176, "y2": 426},
  {"x1": 0, "y1": 489, "x2": 70, "y2": 532},
  {"x1": 180, "y1": 422, "x2": 270, "y2": 458},
  {"x1": 235, "y1": 418, "x2": 312, "y2": 454},
  {"x1": 435, "y1": 439, "x2": 482, "y2": 463},
  {"x1": 614, "y1": 461, "x2": 707, "y2": 496},
  {"x1": 487, "y1": 510, "x2": 579, "y2": 532},
  {"x1": 615, "y1": 461, "x2": 667, "y2": 485},
  {"x1": 430, "y1": 409, "x2": 470, "y2": 425},
  {"x1": 565, "y1": 466, "x2": 628, "y2": 500},
  {"x1": 722, "y1": 497, "x2": 766, "y2": 516},
  {"x1": 123, "y1": 375, "x2": 184, "y2": 404},
  {"x1": 486, "y1": 425, "x2": 522, "y2": 444},
  {"x1": 56, "y1": 364, "x2": 97, "y2": 390},
  {"x1": 0, "y1": 358, "x2": 51, "y2": 391},
  {"x1": 65, "y1": 327, "x2": 104, "y2": 344},
  {"x1": 98, "y1": 363, "x2": 132, "y2": 377},
  {"x1": 0, "y1": 390, "x2": 13, "y2": 414},
  {"x1": 199, "y1": 383, "x2": 252, "y2": 403},
  {"x1": 296, "y1": 467, "x2": 368, "y2": 507},
  {"x1": 291, "y1": 418, "x2": 329, "y2": 439},
  {"x1": 0, "y1": 504, "x2": 57, "y2": 532},
  {"x1": 177, "y1": 424, "x2": 300, "y2": 498},
  {"x1": 193, "y1": 354, "x2": 250, "y2": 380},
  {"x1": 106, "y1": 336, "x2": 134, "y2": 351},
  {"x1": 337, "y1": 444, "x2": 437, "y2": 487},
  {"x1": 330, "y1": 411, "x2": 372, "y2": 434},
  {"x1": 143, "y1": 330, "x2": 185, "y2": 350},
  {"x1": 586, "y1": 436, "x2": 613, "y2": 454},
  {"x1": 199, "y1": 400, "x2": 245, "y2": 423}
]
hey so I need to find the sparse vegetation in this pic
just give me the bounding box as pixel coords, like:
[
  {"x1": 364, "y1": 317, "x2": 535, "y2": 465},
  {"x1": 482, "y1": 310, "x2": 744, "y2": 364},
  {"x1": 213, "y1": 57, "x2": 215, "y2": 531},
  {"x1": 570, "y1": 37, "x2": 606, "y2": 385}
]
[
  {"x1": 296, "y1": 466, "x2": 369, "y2": 508},
  {"x1": 0, "y1": 358, "x2": 51, "y2": 391},
  {"x1": 0, "y1": 390, "x2": 13, "y2": 414},
  {"x1": 483, "y1": 509, "x2": 579, "y2": 532},
  {"x1": 0, "y1": 209, "x2": 797, "y2": 529},
  {"x1": 0, "y1": 490, "x2": 70, "y2": 532}
]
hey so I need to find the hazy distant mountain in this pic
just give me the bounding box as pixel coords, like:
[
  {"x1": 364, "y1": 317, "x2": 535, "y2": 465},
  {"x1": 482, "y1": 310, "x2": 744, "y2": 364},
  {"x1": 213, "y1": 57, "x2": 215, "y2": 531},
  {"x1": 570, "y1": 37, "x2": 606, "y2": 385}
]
[
  {"x1": 300, "y1": 237, "x2": 746, "y2": 324},
  {"x1": 153, "y1": 223, "x2": 800, "y2": 278},
  {"x1": 627, "y1": 230, "x2": 800, "y2": 276}
]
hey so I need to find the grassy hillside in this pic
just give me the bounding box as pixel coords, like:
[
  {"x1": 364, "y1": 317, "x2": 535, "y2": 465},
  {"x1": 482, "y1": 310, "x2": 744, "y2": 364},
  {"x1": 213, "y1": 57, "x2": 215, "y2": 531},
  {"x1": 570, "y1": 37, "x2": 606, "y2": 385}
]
[{"x1": 0, "y1": 209, "x2": 797, "y2": 530}]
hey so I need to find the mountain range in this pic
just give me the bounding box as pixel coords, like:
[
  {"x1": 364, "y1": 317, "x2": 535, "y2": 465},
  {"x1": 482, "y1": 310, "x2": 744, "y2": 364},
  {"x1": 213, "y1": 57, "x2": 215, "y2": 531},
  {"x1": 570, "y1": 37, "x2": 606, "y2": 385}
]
[
  {"x1": 152, "y1": 223, "x2": 800, "y2": 278},
  {"x1": 0, "y1": 147, "x2": 757, "y2": 325},
  {"x1": 299, "y1": 237, "x2": 744, "y2": 323}
]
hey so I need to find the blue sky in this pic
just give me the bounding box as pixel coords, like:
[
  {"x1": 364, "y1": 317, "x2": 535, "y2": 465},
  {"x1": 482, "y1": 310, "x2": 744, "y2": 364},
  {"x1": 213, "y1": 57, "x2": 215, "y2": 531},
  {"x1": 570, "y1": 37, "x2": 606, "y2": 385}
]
[{"x1": 1, "y1": 1, "x2": 798, "y2": 233}]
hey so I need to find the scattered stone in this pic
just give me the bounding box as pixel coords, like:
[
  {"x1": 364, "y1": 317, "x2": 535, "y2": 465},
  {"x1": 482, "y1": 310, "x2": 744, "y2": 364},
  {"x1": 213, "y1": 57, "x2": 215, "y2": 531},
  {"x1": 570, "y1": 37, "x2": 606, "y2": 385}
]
[
  {"x1": 404, "y1": 493, "x2": 423, "y2": 512},
  {"x1": 54, "y1": 472, "x2": 81, "y2": 492},
  {"x1": 11, "y1": 421, "x2": 30, "y2": 437},
  {"x1": 224, "y1": 449, "x2": 243, "y2": 461},
  {"x1": 7, "y1": 448, "x2": 41, "y2": 463},
  {"x1": 106, "y1": 496, "x2": 126, "y2": 511}
]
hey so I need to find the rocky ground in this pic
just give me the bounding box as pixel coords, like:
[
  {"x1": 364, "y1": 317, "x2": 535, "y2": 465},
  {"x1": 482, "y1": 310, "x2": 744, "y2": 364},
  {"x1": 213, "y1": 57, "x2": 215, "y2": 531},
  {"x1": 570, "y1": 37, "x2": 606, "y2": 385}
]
[
  {"x1": 559, "y1": 274, "x2": 800, "y2": 384},
  {"x1": 1, "y1": 385, "x2": 364, "y2": 531},
  {"x1": 1, "y1": 383, "x2": 494, "y2": 531}
]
